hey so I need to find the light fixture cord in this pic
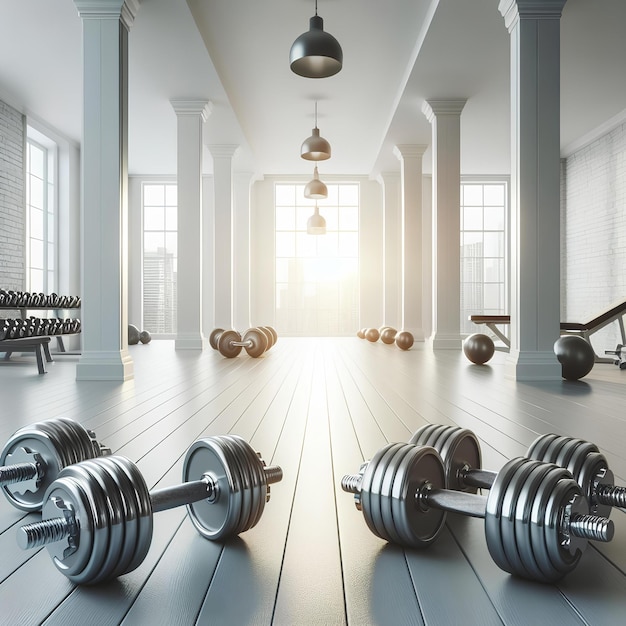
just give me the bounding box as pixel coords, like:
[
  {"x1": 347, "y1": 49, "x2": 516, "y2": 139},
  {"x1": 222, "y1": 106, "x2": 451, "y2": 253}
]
[
  {"x1": 314, "y1": 101, "x2": 318, "y2": 128},
  {"x1": 315, "y1": 0, "x2": 318, "y2": 17}
]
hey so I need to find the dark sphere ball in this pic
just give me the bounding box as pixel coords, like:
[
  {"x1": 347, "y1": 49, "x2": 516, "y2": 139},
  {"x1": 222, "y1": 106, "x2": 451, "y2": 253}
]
[
  {"x1": 554, "y1": 335, "x2": 594, "y2": 380},
  {"x1": 463, "y1": 333, "x2": 495, "y2": 364}
]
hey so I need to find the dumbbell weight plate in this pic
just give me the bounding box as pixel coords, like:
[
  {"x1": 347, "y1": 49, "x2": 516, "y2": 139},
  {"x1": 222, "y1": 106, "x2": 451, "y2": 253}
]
[
  {"x1": 544, "y1": 474, "x2": 587, "y2": 579},
  {"x1": 242, "y1": 328, "x2": 268, "y2": 358},
  {"x1": 391, "y1": 445, "x2": 447, "y2": 547},
  {"x1": 512, "y1": 462, "x2": 554, "y2": 580},
  {"x1": 256, "y1": 327, "x2": 272, "y2": 350},
  {"x1": 217, "y1": 330, "x2": 243, "y2": 358},
  {"x1": 526, "y1": 433, "x2": 561, "y2": 463},
  {"x1": 379, "y1": 444, "x2": 414, "y2": 545},
  {"x1": 499, "y1": 459, "x2": 537, "y2": 578},
  {"x1": 183, "y1": 438, "x2": 243, "y2": 540},
  {"x1": 577, "y1": 452, "x2": 613, "y2": 518},
  {"x1": 105, "y1": 456, "x2": 153, "y2": 576},
  {"x1": 64, "y1": 461, "x2": 126, "y2": 584},
  {"x1": 365, "y1": 443, "x2": 405, "y2": 542},
  {"x1": 1, "y1": 429, "x2": 67, "y2": 511},
  {"x1": 209, "y1": 328, "x2": 224, "y2": 350},
  {"x1": 36, "y1": 419, "x2": 79, "y2": 468},
  {"x1": 218, "y1": 436, "x2": 253, "y2": 535},
  {"x1": 93, "y1": 456, "x2": 139, "y2": 579},
  {"x1": 231, "y1": 435, "x2": 267, "y2": 530},
  {"x1": 39, "y1": 476, "x2": 93, "y2": 578},
  {"x1": 484, "y1": 457, "x2": 527, "y2": 576},
  {"x1": 265, "y1": 326, "x2": 278, "y2": 345}
]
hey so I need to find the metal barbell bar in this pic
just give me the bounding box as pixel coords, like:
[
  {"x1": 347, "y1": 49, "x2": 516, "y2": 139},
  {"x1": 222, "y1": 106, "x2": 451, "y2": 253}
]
[
  {"x1": 0, "y1": 417, "x2": 110, "y2": 511},
  {"x1": 17, "y1": 434, "x2": 282, "y2": 584},
  {"x1": 341, "y1": 442, "x2": 613, "y2": 582}
]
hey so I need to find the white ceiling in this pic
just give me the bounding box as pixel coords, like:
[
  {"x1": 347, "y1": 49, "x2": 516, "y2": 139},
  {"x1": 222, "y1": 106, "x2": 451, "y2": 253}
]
[{"x1": 1, "y1": 0, "x2": 625, "y2": 179}]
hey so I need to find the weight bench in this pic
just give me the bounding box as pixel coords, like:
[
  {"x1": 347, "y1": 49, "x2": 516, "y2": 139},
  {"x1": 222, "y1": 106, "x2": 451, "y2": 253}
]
[
  {"x1": 470, "y1": 299, "x2": 626, "y2": 363},
  {"x1": 0, "y1": 336, "x2": 53, "y2": 374}
]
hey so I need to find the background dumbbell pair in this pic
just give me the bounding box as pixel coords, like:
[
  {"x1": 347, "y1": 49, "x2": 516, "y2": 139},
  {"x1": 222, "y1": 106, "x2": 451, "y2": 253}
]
[
  {"x1": 209, "y1": 326, "x2": 278, "y2": 358},
  {"x1": 357, "y1": 326, "x2": 414, "y2": 350},
  {"x1": 342, "y1": 424, "x2": 619, "y2": 583},
  {"x1": 2, "y1": 418, "x2": 282, "y2": 585}
]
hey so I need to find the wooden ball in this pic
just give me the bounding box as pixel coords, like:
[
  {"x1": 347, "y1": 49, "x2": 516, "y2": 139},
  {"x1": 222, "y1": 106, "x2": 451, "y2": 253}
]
[
  {"x1": 357, "y1": 328, "x2": 366, "y2": 339},
  {"x1": 365, "y1": 328, "x2": 380, "y2": 342},
  {"x1": 395, "y1": 331, "x2": 414, "y2": 350},
  {"x1": 463, "y1": 333, "x2": 495, "y2": 364},
  {"x1": 381, "y1": 327, "x2": 397, "y2": 344}
]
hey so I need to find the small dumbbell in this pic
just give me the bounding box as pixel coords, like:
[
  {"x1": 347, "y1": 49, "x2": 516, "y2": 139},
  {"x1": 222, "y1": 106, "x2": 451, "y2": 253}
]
[
  {"x1": 364, "y1": 328, "x2": 380, "y2": 342},
  {"x1": 380, "y1": 327, "x2": 397, "y2": 344},
  {"x1": 17, "y1": 435, "x2": 283, "y2": 584},
  {"x1": 413, "y1": 424, "x2": 626, "y2": 518},
  {"x1": 0, "y1": 417, "x2": 111, "y2": 512},
  {"x1": 218, "y1": 328, "x2": 268, "y2": 358},
  {"x1": 342, "y1": 443, "x2": 613, "y2": 582}
]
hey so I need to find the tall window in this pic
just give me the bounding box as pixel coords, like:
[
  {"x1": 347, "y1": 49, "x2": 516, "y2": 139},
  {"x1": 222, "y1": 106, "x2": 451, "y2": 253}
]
[
  {"x1": 26, "y1": 132, "x2": 57, "y2": 293},
  {"x1": 460, "y1": 181, "x2": 508, "y2": 335},
  {"x1": 143, "y1": 183, "x2": 177, "y2": 334},
  {"x1": 275, "y1": 183, "x2": 359, "y2": 336}
]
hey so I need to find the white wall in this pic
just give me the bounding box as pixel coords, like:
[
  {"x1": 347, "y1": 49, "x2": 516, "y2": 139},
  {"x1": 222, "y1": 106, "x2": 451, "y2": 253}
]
[{"x1": 562, "y1": 119, "x2": 626, "y2": 354}]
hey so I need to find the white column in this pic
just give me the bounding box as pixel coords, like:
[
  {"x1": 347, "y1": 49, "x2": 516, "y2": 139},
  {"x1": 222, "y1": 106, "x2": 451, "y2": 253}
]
[
  {"x1": 233, "y1": 172, "x2": 254, "y2": 331},
  {"x1": 394, "y1": 145, "x2": 428, "y2": 340},
  {"x1": 210, "y1": 145, "x2": 239, "y2": 330},
  {"x1": 74, "y1": 0, "x2": 139, "y2": 381},
  {"x1": 378, "y1": 172, "x2": 401, "y2": 331},
  {"x1": 171, "y1": 99, "x2": 211, "y2": 350},
  {"x1": 422, "y1": 99, "x2": 466, "y2": 350},
  {"x1": 499, "y1": 0, "x2": 566, "y2": 380}
]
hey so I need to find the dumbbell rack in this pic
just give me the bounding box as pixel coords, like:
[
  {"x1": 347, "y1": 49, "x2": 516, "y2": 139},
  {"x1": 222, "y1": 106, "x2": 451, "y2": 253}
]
[{"x1": 0, "y1": 302, "x2": 81, "y2": 354}]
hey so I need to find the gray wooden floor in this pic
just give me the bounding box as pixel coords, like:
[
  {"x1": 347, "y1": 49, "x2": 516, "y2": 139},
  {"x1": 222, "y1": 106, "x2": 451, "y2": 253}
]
[{"x1": 1, "y1": 338, "x2": 625, "y2": 625}]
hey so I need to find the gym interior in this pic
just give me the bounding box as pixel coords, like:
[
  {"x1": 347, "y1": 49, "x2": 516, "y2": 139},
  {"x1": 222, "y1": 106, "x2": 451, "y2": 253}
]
[{"x1": 1, "y1": 1, "x2": 626, "y2": 625}]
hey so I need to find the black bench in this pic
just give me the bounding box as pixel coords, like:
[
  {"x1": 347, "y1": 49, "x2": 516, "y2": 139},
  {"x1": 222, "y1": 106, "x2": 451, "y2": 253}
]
[{"x1": 0, "y1": 336, "x2": 53, "y2": 374}]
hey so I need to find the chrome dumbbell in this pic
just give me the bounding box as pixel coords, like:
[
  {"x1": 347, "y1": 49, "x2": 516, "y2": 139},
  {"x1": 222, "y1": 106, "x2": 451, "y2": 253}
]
[
  {"x1": 412, "y1": 424, "x2": 626, "y2": 517},
  {"x1": 1, "y1": 417, "x2": 110, "y2": 511},
  {"x1": 341, "y1": 442, "x2": 613, "y2": 582},
  {"x1": 18, "y1": 435, "x2": 282, "y2": 584}
]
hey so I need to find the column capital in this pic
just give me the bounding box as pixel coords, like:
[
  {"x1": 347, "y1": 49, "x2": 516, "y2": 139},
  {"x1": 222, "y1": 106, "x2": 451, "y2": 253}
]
[
  {"x1": 170, "y1": 99, "x2": 213, "y2": 122},
  {"x1": 208, "y1": 144, "x2": 240, "y2": 159},
  {"x1": 393, "y1": 145, "x2": 428, "y2": 161},
  {"x1": 421, "y1": 99, "x2": 467, "y2": 124},
  {"x1": 498, "y1": 0, "x2": 567, "y2": 31},
  {"x1": 74, "y1": 0, "x2": 140, "y2": 30},
  {"x1": 375, "y1": 171, "x2": 401, "y2": 186}
]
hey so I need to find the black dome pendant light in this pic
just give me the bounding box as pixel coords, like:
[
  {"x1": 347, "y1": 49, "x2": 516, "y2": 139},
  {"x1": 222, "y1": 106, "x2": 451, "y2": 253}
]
[{"x1": 290, "y1": 0, "x2": 343, "y2": 79}]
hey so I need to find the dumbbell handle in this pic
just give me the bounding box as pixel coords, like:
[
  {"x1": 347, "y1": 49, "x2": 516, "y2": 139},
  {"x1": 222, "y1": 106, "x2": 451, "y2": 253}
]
[
  {"x1": 230, "y1": 340, "x2": 255, "y2": 348},
  {"x1": 19, "y1": 465, "x2": 284, "y2": 550},
  {"x1": 0, "y1": 462, "x2": 40, "y2": 487},
  {"x1": 341, "y1": 475, "x2": 614, "y2": 543}
]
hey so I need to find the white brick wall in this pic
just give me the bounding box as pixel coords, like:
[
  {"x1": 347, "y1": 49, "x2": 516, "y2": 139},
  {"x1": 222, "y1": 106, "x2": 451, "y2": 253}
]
[
  {"x1": 562, "y1": 121, "x2": 626, "y2": 355},
  {"x1": 0, "y1": 99, "x2": 25, "y2": 290}
]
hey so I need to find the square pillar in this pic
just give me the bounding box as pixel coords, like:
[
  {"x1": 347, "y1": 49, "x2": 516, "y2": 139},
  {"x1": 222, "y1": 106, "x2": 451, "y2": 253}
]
[
  {"x1": 378, "y1": 172, "x2": 402, "y2": 331},
  {"x1": 209, "y1": 145, "x2": 239, "y2": 330},
  {"x1": 422, "y1": 99, "x2": 466, "y2": 349},
  {"x1": 499, "y1": 0, "x2": 567, "y2": 380},
  {"x1": 171, "y1": 99, "x2": 212, "y2": 350},
  {"x1": 394, "y1": 145, "x2": 428, "y2": 341},
  {"x1": 233, "y1": 172, "x2": 254, "y2": 331},
  {"x1": 74, "y1": 0, "x2": 139, "y2": 381}
]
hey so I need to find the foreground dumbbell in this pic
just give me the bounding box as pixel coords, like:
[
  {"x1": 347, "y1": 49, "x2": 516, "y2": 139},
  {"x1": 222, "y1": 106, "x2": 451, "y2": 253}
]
[
  {"x1": 413, "y1": 424, "x2": 626, "y2": 518},
  {"x1": 217, "y1": 328, "x2": 268, "y2": 358},
  {"x1": 18, "y1": 434, "x2": 282, "y2": 584},
  {"x1": 341, "y1": 443, "x2": 613, "y2": 582},
  {"x1": 1, "y1": 417, "x2": 111, "y2": 511}
]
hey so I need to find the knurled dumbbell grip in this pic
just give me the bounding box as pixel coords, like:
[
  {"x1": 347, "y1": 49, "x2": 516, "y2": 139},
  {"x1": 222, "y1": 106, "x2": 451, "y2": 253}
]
[{"x1": 595, "y1": 484, "x2": 626, "y2": 508}]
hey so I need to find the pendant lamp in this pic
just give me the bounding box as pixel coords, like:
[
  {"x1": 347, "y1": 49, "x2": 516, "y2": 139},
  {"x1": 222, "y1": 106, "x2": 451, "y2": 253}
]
[
  {"x1": 301, "y1": 102, "x2": 331, "y2": 161},
  {"x1": 290, "y1": 0, "x2": 343, "y2": 79},
  {"x1": 304, "y1": 165, "x2": 328, "y2": 199},
  {"x1": 307, "y1": 204, "x2": 327, "y2": 235}
]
